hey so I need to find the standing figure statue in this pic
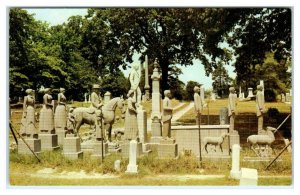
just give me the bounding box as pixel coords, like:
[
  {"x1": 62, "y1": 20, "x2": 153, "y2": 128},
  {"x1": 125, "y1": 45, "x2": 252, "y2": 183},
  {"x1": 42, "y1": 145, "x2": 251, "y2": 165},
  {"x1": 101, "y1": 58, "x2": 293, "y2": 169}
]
[
  {"x1": 90, "y1": 84, "x2": 104, "y2": 140},
  {"x1": 66, "y1": 107, "x2": 76, "y2": 135},
  {"x1": 194, "y1": 86, "x2": 205, "y2": 125},
  {"x1": 54, "y1": 88, "x2": 67, "y2": 132},
  {"x1": 39, "y1": 88, "x2": 54, "y2": 133},
  {"x1": 256, "y1": 85, "x2": 265, "y2": 132},
  {"x1": 124, "y1": 90, "x2": 138, "y2": 141},
  {"x1": 20, "y1": 89, "x2": 38, "y2": 137},
  {"x1": 228, "y1": 87, "x2": 237, "y2": 132},
  {"x1": 162, "y1": 90, "x2": 173, "y2": 139},
  {"x1": 129, "y1": 63, "x2": 142, "y2": 107}
]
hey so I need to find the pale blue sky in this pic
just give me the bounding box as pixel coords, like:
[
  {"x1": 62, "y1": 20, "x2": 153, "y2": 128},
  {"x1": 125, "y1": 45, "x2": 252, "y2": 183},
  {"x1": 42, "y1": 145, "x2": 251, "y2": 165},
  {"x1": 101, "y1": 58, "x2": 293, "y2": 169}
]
[{"x1": 25, "y1": 8, "x2": 236, "y2": 89}]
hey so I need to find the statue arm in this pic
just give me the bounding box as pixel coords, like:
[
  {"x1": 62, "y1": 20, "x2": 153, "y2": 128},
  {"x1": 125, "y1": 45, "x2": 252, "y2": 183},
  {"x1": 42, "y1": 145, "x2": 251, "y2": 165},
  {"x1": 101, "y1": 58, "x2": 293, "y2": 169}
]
[{"x1": 127, "y1": 98, "x2": 137, "y2": 114}]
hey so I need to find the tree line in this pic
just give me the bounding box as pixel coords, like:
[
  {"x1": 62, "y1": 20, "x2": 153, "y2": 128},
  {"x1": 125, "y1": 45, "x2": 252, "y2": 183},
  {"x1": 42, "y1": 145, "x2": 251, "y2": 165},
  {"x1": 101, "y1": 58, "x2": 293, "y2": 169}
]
[{"x1": 9, "y1": 8, "x2": 291, "y2": 102}]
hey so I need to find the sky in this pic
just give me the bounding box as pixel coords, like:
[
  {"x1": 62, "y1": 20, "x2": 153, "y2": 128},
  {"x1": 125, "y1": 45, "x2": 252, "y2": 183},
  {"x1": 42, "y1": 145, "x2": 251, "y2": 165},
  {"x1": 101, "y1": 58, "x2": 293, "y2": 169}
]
[{"x1": 26, "y1": 8, "x2": 236, "y2": 89}]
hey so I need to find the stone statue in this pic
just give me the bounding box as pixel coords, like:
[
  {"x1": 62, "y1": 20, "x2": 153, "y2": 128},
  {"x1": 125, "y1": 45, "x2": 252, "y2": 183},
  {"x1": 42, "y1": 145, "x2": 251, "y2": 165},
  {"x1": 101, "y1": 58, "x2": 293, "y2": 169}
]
[
  {"x1": 20, "y1": 89, "x2": 38, "y2": 137},
  {"x1": 54, "y1": 88, "x2": 67, "y2": 131},
  {"x1": 129, "y1": 63, "x2": 142, "y2": 106},
  {"x1": 162, "y1": 90, "x2": 173, "y2": 139},
  {"x1": 90, "y1": 84, "x2": 103, "y2": 110},
  {"x1": 66, "y1": 107, "x2": 75, "y2": 134},
  {"x1": 194, "y1": 86, "x2": 205, "y2": 124},
  {"x1": 256, "y1": 85, "x2": 265, "y2": 132},
  {"x1": 228, "y1": 87, "x2": 237, "y2": 132},
  {"x1": 124, "y1": 90, "x2": 138, "y2": 141},
  {"x1": 39, "y1": 88, "x2": 54, "y2": 133}
]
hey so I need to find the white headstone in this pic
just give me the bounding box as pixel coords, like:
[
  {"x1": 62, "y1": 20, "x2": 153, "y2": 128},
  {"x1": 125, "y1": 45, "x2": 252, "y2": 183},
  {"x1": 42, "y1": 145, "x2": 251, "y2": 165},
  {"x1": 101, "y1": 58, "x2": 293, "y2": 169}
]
[
  {"x1": 238, "y1": 86, "x2": 242, "y2": 99},
  {"x1": 211, "y1": 92, "x2": 216, "y2": 101},
  {"x1": 114, "y1": 160, "x2": 121, "y2": 172},
  {"x1": 125, "y1": 140, "x2": 138, "y2": 174},
  {"x1": 88, "y1": 95, "x2": 91, "y2": 103},
  {"x1": 200, "y1": 86, "x2": 205, "y2": 101},
  {"x1": 281, "y1": 93, "x2": 285, "y2": 102},
  {"x1": 239, "y1": 168, "x2": 258, "y2": 186},
  {"x1": 230, "y1": 144, "x2": 241, "y2": 179},
  {"x1": 247, "y1": 88, "x2": 254, "y2": 98}
]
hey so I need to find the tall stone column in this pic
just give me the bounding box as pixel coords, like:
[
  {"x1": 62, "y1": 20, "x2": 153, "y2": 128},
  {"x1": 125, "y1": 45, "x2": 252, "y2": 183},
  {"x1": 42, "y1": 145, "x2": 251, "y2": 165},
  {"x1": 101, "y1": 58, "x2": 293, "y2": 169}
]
[
  {"x1": 150, "y1": 58, "x2": 162, "y2": 143},
  {"x1": 144, "y1": 55, "x2": 150, "y2": 101}
]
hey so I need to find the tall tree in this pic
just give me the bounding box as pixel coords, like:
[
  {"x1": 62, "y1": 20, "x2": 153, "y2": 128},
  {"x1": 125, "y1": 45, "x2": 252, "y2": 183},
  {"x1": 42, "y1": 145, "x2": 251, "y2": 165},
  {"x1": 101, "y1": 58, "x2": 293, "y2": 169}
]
[{"x1": 211, "y1": 62, "x2": 233, "y2": 98}]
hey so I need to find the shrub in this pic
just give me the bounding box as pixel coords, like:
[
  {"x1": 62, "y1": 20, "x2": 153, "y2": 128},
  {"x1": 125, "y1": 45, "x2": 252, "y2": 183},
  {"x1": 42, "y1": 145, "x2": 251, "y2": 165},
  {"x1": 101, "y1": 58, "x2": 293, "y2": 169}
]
[{"x1": 264, "y1": 88, "x2": 277, "y2": 102}]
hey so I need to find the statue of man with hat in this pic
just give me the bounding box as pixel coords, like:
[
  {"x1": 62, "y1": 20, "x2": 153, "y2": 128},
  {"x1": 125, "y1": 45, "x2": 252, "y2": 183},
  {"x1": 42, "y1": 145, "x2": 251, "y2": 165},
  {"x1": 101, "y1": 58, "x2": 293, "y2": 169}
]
[{"x1": 90, "y1": 84, "x2": 104, "y2": 140}]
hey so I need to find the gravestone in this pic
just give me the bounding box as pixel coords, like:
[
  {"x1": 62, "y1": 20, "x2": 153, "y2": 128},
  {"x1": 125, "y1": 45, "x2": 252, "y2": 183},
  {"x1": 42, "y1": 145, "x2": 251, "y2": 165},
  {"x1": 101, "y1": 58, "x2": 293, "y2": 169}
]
[
  {"x1": 247, "y1": 88, "x2": 254, "y2": 98},
  {"x1": 219, "y1": 107, "x2": 229, "y2": 125},
  {"x1": 63, "y1": 134, "x2": 83, "y2": 160},
  {"x1": 285, "y1": 93, "x2": 291, "y2": 102},
  {"x1": 18, "y1": 138, "x2": 41, "y2": 155},
  {"x1": 239, "y1": 168, "x2": 258, "y2": 186},
  {"x1": 230, "y1": 144, "x2": 241, "y2": 179},
  {"x1": 211, "y1": 92, "x2": 216, "y2": 102},
  {"x1": 137, "y1": 108, "x2": 149, "y2": 152},
  {"x1": 114, "y1": 160, "x2": 121, "y2": 172},
  {"x1": 281, "y1": 93, "x2": 285, "y2": 102},
  {"x1": 125, "y1": 140, "x2": 138, "y2": 174}
]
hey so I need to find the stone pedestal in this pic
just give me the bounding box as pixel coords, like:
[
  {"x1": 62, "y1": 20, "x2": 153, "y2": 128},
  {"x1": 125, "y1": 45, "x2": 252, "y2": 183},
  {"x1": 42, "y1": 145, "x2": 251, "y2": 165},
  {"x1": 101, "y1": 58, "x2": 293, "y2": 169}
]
[
  {"x1": 219, "y1": 107, "x2": 229, "y2": 125},
  {"x1": 230, "y1": 144, "x2": 241, "y2": 179},
  {"x1": 56, "y1": 129, "x2": 66, "y2": 146},
  {"x1": 91, "y1": 141, "x2": 109, "y2": 159},
  {"x1": 39, "y1": 134, "x2": 59, "y2": 151},
  {"x1": 247, "y1": 88, "x2": 254, "y2": 98},
  {"x1": 120, "y1": 141, "x2": 143, "y2": 157},
  {"x1": 239, "y1": 168, "x2": 258, "y2": 186},
  {"x1": 258, "y1": 116, "x2": 263, "y2": 132},
  {"x1": 63, "y1": 134, "x2": 83, "y2": 160},
  {"x1": 18, "y1": 138, "x2": 41, "y2": 155},
  {"x1": 229, "y1": 132, "x2": 240, "y2": 149},
  {"x1": 157, "y1": 139, "x2": 178, "y2": 159},
  {"x1": 125, "y1": 140, "x2": 138, "y2": 174},
  {"x1": 137, "y1": 108, "x2": 147, "y2": 143}
]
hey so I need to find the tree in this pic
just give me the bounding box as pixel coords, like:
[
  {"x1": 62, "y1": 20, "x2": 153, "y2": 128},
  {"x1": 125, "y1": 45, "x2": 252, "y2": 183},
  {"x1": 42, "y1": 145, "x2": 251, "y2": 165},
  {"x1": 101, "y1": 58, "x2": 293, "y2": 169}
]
[
  {"x1": 84, "y1": 8, "x2": 245, "y2": 93},
  {"x1": 184, "y1": 81, "x2": 201, "y2": 101},
  {"x1": 211, "y1": 62, "x2": 233, "y2": 98},
  {"x1": 226, "y1": 8, "x2": 291, "y2": 89}
]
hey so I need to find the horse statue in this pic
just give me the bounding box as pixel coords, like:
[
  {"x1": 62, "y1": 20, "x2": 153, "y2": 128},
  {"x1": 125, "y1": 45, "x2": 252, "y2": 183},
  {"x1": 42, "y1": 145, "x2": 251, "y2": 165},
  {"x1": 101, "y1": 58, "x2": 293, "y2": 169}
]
[{"x1": 73, "y1": 97, "x2": 125, "y2": 142}]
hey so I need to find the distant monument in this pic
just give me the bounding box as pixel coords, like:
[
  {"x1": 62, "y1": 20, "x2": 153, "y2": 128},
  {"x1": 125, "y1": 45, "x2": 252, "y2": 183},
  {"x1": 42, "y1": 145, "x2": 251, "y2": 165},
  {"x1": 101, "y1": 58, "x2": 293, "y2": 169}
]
[{"x1": 247, "y1": 88, "x2": 254, "y2": 98}]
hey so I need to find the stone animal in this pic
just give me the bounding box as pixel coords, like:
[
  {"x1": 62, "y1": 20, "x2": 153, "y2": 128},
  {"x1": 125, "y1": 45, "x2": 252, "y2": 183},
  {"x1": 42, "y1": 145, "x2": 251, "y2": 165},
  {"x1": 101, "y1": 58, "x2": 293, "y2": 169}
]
[
  {"x1": 73, "y1": 97, "x2": 125, "y2": 141},
  {"x1": 247, "y1": 126, "x2": 276, "y2": 154},
  {"x1": 202, "y1": 132, "x2": 229, "y2": 153}
]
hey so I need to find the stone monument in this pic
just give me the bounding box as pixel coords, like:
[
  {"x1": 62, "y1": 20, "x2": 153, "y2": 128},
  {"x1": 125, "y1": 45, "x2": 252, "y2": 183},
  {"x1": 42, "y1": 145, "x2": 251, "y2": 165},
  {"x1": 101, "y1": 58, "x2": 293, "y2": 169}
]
[
  {"x1": 143, "y1": 55, "x2": 150, "y2": 101},
  {"x1": 18, "y1": 89, "x2": 41, "y2": 155},
  {"x1": 219, "y1": 107, "x2": 229, "y2": 125},
  {"x1": 247, "y1": 88, "x2": 254, "y2": 98},
  {"x1": 39, "y1": 88, "x2": 59, "y2": 151},
  {"x1": 125, "y1": 140, "x2": 138, "y2": 174},
  {"x1": 150, "y1": 58, "x2": 163, "y2": 143},
  {"x1": 54, "y1": 88, "x2": 67, "y2": 145},
  {"x1": 256, "y1": 85, "x2": 265, "y2": 133},
  {"x1": 129, "y1": 63, "x2": 142, "y2": 106},
  {"x1": 228, "y1": 87, "x2": 240, "y2": 147},
  {"x1": 230, "y1": 144, "x2": 241, "y2": 179},
  {"x1": 194, "y1": 86, "x2": 205, "y2": 125},
  {"x1": 63, "y1": 133, "x2": 83, "y2": 160},
  {"x1": 239, "y1": 168, "x2": 258, "y2": 186}
]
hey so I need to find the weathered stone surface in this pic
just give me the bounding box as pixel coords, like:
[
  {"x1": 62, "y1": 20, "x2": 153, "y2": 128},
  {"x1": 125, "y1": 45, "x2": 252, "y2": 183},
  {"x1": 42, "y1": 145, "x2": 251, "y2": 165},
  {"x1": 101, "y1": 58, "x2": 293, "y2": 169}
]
[
  {"x1": 91, "y1": 141, "x2": 109, "y2": 159},
  {"x1": 63, "y1": 135, "x2": 83, "y2": 160},
  {"x1": 137, "y1": 109, "x2": 147, "y2": 143},
  {"x1": 230, "y1": 144, "x2": 241, "y2": 179},
  {"x1": 125, "y1": 140, "x2": 138, "y2": 174},
  {"x1": 157, "y1": 143, "x2": 178, "y2": 159},
  {"x1": 120, "y1": 141, "x2": 143, "y2": 157},
  {"x1": 18, "y1": 138, "x2": 41, "y2": 155},
  {"x1": 239, "y1": 168, "x2": 258, "y2": 186},
  {"x1": 39, "y1": 134, "x2": 59, "y2": 151}
]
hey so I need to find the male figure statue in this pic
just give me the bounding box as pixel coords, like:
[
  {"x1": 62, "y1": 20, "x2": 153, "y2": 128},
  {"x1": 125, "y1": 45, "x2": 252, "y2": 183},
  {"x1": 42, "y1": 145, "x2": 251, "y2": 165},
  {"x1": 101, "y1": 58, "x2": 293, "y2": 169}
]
[
  {"x1": 228, "y1": 87, "x2": 237, "y2": 132},
  {"x1": 256, "y1": 84, "x2": 265, "y2": 132},
  {"x1": 90, "y1": 84, "x2": 104, "y2": 140},
  {"x1": 194, "y1": 86, "x2": 205, "y2": 125},
  {"x1": 129, "y1": 63, "x2": 142, "y2": 107},
  {"x1": 162, "y1": 90, "x2": 173, "y2": 139}
]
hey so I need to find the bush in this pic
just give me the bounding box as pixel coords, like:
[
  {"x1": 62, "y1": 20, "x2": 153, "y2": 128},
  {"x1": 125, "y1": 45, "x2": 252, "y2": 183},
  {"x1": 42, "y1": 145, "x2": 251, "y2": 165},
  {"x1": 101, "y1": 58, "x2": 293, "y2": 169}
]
[
  {"x1": 264, "y1": 88, "x2": 277, "y2": 102},
  {"x1": 267, "y1": 107, "x2": 280, "y2": 118}
]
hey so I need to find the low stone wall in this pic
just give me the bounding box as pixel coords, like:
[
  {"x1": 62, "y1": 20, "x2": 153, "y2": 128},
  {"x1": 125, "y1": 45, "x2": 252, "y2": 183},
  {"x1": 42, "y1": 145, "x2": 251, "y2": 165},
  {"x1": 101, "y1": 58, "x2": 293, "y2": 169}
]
[
  {"x1": 179, "y1": 113, "x2": 291, "y2": 144},
  {"x1": 171, "y1": 125, "x2": 230, "y2": 158}
]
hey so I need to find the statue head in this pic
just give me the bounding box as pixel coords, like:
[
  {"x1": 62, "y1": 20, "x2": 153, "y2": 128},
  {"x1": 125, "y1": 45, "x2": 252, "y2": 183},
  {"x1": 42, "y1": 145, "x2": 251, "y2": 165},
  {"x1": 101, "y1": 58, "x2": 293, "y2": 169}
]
[
  {"x1": 229, "y1": 87, "x2": 235, "y2": 93},
  {"x1": 164, "y1": 90, "x2": 171, "y2": 98},
  {"x1": 25, "y1": 89, "x2": 33, "y2": 95},
  {"x1": 127, "y1": 89, "x2": 134, "y2": 98},
  {"x1": 194, "y1": 86, "x2": 200, "y2": 93},
  {"x1": 92, "y1": 84, "x2": 100, "y2": 92},
  {"x1": 60, "y1": 88, "x2": 65, "y2": 93}
]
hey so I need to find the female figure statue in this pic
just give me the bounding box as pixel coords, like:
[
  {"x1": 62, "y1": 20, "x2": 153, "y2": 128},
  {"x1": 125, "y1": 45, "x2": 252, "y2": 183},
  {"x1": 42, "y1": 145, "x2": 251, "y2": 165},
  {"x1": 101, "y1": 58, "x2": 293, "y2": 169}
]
[
  {"x1": 54, "y1": 88, "x2": 67, "y2": 131},
  {"x1": 124, "y1": 90, "x2": 138, "y2": 141},
  {"x1": 20, "y1": 89, "x2": 38, "y2": 137},
  {"x1": 39, "y1": 88, "x2": 54, "y2": 133}
]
